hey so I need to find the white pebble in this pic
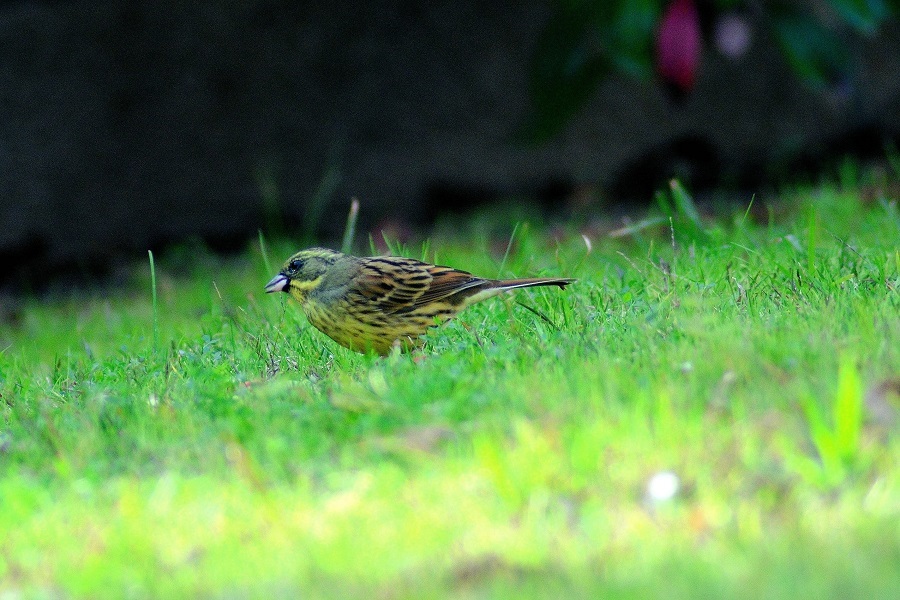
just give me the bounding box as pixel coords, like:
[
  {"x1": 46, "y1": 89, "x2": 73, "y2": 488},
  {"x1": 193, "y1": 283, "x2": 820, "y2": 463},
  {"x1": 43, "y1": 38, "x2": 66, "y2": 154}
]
[{"x1": 647, "y1": 471, "x2": 680, "y2": 502}]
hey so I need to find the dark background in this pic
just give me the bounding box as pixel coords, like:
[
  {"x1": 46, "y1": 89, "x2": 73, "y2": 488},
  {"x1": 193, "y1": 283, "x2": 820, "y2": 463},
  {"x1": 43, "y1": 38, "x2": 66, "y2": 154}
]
[{"x1": 2, "y1": 1, "x2": 899, "y2": 289}]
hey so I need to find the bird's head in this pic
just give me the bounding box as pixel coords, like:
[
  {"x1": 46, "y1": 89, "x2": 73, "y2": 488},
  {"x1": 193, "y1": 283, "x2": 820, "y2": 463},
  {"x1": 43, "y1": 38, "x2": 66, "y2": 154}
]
[{"x1": 265, "y1": 248, "x2": 344, "y2": 303}]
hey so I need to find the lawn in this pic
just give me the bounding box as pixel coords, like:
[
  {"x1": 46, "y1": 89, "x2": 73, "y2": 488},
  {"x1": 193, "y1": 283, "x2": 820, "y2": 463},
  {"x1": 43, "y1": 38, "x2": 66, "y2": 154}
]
[{"x1": 0, "y1": 178, "x2": 898, "y2": 598}]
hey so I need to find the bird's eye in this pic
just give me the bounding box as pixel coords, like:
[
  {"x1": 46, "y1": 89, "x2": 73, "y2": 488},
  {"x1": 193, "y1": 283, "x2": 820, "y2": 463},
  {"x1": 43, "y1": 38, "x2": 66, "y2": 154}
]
[{"x1": 288, "y1": 259, "x2": 304, "y2": 273}]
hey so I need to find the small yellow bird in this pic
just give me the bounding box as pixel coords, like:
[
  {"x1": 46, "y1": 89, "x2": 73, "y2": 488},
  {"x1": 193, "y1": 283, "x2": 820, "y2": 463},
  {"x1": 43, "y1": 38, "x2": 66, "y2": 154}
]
[{"x1": 265, "y1": 247, "x2": 575, "y2": 354}]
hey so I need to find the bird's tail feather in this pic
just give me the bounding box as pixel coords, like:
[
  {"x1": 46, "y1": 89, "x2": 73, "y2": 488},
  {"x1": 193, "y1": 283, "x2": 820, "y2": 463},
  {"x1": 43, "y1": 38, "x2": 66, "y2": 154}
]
[
  {"x1": 461, "y1": 277, "x2": 574, "y2": 306},
  {"x1": 493, "y1": 277, "x2": 575, "y2": 290}
]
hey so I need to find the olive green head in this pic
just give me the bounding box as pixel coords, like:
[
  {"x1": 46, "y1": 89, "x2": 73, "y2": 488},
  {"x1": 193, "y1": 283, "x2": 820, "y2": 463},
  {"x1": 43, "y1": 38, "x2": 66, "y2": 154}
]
[{"x1": 264, "y1": 247, "x2": 346, "y2": 303}]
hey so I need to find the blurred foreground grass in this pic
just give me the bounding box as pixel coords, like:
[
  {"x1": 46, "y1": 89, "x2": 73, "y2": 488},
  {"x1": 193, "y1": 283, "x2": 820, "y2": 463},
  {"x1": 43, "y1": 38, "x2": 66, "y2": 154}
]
[{"x1": 0, "y1": 181, "x2": 898, "y2": 598}]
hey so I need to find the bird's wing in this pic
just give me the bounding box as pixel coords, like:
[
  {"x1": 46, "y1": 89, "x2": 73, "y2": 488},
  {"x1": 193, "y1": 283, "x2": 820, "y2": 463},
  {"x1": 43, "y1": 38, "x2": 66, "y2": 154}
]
[{"x1": 354, "y1": 257, "x2": 488, "y2": 313}]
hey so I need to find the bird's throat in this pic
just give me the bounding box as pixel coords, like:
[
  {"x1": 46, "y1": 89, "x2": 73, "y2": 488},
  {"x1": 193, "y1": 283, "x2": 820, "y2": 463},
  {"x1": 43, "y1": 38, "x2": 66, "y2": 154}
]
[{"x1": 288, "y1": 276, "x2": 323, "y2": 304}]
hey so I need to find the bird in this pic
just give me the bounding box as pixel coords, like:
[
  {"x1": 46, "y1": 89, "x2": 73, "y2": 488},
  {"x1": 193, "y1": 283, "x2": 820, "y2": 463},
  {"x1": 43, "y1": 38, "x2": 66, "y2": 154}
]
[{"x1": 265, "y1": 247, "x2": 575, "y2": 355}]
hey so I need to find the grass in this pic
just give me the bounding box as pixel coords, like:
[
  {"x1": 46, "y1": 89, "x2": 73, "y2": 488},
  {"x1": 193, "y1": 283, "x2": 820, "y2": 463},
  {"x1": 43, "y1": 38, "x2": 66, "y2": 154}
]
[{"x1": 0, "y1": 180, "x2": 898, "y2": 599}]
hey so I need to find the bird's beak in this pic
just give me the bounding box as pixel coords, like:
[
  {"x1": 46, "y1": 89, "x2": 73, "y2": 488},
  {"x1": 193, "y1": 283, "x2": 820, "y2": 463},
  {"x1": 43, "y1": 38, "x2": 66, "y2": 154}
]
[{"x1": 265, "y1": 273, "x2": 289, "y2": 293}]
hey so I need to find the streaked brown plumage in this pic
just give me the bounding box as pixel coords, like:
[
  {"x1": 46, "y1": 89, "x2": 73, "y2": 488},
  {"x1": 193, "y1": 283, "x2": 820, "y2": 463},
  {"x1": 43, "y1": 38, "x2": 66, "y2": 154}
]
[{"x1": 265, "y1": 247, "x2": 575, "y2": 354}]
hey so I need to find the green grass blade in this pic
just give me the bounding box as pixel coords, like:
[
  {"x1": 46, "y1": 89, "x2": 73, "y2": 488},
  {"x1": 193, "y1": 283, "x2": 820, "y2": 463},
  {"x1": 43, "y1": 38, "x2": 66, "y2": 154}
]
[
  {"x1": 833, "y1": 357, "x2": 862, "y2": 462},
  {"x1": 258, "y1": 229, "x2": 272, "y2": 275},
  {"x1": 148, "y1": 249, "x2": 158, "y2": 353},
  {"x1": 341, "y1": 197, "x2": 360, "y2": 254}
]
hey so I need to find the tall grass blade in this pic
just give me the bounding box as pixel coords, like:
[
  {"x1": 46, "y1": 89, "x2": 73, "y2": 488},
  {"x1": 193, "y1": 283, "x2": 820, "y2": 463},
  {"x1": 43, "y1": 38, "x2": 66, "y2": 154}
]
[
  {"x1": 740, "y1": 194, "x2": 756, "y2": 226},
  {"x1": 258, "y1": 229, "x2": 272, "y2": 275},
  {"x1": 669, "y1": 179, "x2": 703, "y2": 229},
  {"x1": 305, "y1": 162, "x2": 342, "y2": 243},
  {"x1": 341, "y1": 197, "x2": 360, "y2": 254},
  {"x1": 498, "y1": 222, "x2": 521, "y2": 278},
  {"x1": 807, "y1": 206, "x2": 818, "y2": 276},
  {"x1": 148, "y1": 250, "x2": 158, "y2": 352},
  {"x1": 655, "y1": 189, "x2": 673, "y2": 216},
  {"x1": 255, "y1": 160, "x2": 284, "y2": 238},
  {"x1": 833, "y1": 357, "x2": 862, "y2": 462}
]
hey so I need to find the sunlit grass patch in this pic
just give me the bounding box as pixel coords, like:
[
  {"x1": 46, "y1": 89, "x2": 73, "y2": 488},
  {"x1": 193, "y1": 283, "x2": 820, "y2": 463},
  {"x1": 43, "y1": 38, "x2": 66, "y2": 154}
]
[{"x1": 0, "y1": 181, "x2": 897, "y2": 598}]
